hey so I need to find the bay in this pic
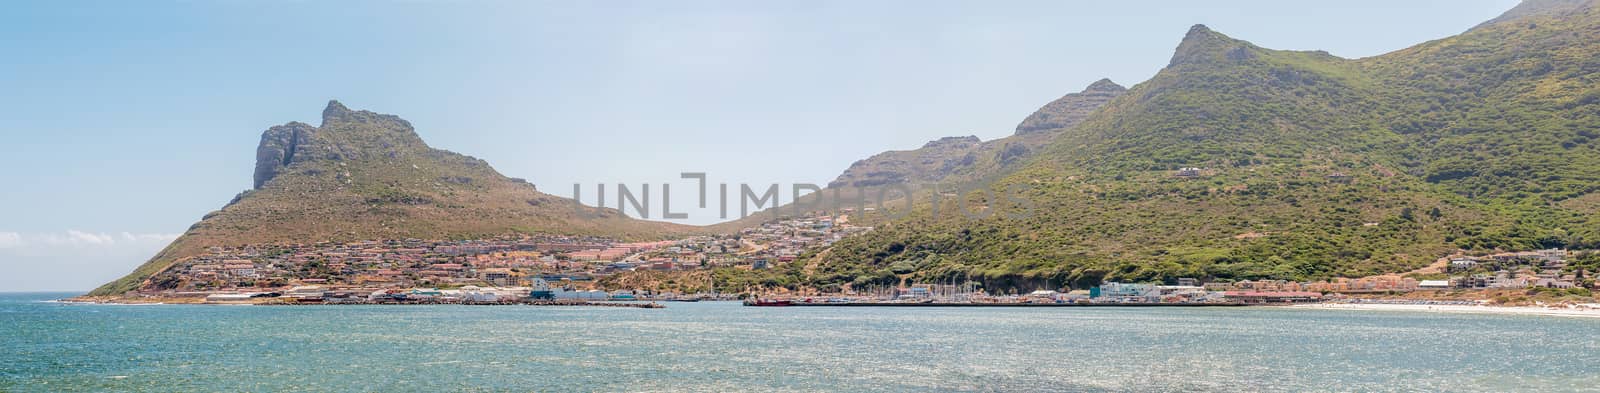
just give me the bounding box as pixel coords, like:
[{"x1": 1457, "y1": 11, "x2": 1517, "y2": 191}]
[{"x1": 2, "y1": 292, "x2": 1597, "y2": 392}]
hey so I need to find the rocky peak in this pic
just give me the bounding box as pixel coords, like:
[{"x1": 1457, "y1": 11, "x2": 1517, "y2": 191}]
[
  {"x1": 251, "y1": 101, "x2": 432, "y2": 189},
  {"x1": 1084, "y1": 78, "x2": 1125, "y2": 93},
  {"x1": 320, "y1": 99, "x2": 415, "y2": 131},
  {"x1": 1168, "y1": 24, "x2": 1256, "y2": 68},
  {"x1": 1476, "y1": 0, "x2": 1596, "y2": 28},
  {"x1": 1014, "y1": 78, "x2": 1126, "y2": 135},
  {"x1": 322, "y1": 100, "x2": 351, "y2": 119},
  {"x1": 922, "y1": 135, "x2": 982, "y2": 149}
]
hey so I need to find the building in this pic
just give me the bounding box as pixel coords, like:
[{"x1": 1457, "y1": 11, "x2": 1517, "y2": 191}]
[
  {"x1": 1221, "y1": 291, "x2": 1321, "y2": 304},
  {"x1": 285, "y1": 286, "x2": 326, "y2": 301},
  {"x1": 1537, "y1": 249, "x2": 1567, "y2": 263},
  {"x1": 480, "y1": 268, "x2": 518, "y2": 286},
  {"x1": 1535, "y1": 278, "x2": 1576, "y2": 289},
  {"x1": 223, "y1": 262, "x2": 257, "y2": 278},
  {"x1": 1096, "y1": 282, "x2": 1157, "y2": 301},
  {"x1": 569, "y1": 250, "x2": 603, "y2": 261},
  {"x1": 1418, "y1": 280, "x2": 1451, "y2": 289},
  {"x1": 895, "y1": 286, "x2": 932, "y2": 299}
]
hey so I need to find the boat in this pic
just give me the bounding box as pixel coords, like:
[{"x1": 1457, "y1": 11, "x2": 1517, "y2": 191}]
[{"x1": 744, "y1": 299, "x2": 793, "y2": 307}]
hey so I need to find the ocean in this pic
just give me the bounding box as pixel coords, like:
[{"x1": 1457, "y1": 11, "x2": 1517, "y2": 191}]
[{"x1": 2, "y1": 292, "x2": 1597, "y2": 392}]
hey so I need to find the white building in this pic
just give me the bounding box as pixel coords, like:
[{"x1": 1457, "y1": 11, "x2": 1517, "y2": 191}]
[{"x1": 1418, "y1": 280, "x2": 1450, "y2": 289}]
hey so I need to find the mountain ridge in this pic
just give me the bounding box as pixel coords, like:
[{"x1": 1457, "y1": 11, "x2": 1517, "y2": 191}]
[
  {"x1": 827, "y1": 79, "x2": 1127, "y2": 189},
  {"x1": 752, "y1": 2, "x2": 1600, "y2": 293},
  {"x1": 703, "y1": 78, "x2": 1126, "y2": 233}
]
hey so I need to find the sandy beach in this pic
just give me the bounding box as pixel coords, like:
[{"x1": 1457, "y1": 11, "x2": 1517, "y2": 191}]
[{"x1": 1294, "y1": 303, "x2": 1600, "y2": 319}]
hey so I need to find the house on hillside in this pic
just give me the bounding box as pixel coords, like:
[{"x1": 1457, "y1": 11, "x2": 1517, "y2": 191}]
[{"x1": 1535, "y1": 278, "x2": 1576, "y2": 289}]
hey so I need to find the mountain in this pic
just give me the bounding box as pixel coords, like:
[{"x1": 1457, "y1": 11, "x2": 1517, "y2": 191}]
[
  {"x1": 89, "y1": 101, "x2": 695, "y2": 295},
  {"x1": 828, "y1": 135, "x2": 985, "y2": 188},
  {"x1": 828, "y1": 80, "x2": 1126, "y2": 189},
  {"x1": 758, "y1": 0, "x2": 1600, "y2": 293},
  {"x1": 707, "y1": 79, "x2": 1125, "y2": 233}
]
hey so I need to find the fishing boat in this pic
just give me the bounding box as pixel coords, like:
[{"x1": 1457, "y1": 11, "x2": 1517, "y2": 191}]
[{"x1": 743, "y1": 298, "x2": 793, "y2": 307}]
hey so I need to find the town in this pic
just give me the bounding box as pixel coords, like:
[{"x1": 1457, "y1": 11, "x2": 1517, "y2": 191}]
[
  {"x1": 133, "y1": 214, "x2": 870, "y2": 304},
  {"x1": 128, "y1": 210, "x2": 1595, "y2": 308}
]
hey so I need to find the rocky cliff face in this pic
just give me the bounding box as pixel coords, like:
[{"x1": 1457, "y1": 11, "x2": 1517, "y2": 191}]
[
  {"x1": 253, "y1": 122, "x2": 316, "y2": 189},
  {"x1": 1014, "y1": 79, "x2": 1126, "y2": 135}
]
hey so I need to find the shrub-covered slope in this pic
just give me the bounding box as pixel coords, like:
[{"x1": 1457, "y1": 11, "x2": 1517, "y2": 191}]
[{"x1": 798, "y1": 1, "x2": 1600, "y2": 292}]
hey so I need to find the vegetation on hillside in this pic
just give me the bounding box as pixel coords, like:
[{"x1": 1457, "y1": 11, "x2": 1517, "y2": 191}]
[{"x1": 722, "y1": 2, "x2": 1600, "y2": 293}]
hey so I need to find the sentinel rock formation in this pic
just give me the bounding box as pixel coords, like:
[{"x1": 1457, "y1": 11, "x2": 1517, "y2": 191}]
[{"x1": 254, "y1": 122, "x2": 317, "y2": 189}]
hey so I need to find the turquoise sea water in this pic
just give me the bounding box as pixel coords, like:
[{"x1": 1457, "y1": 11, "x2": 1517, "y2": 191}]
[{"x1": 2, "y1": 292, "x2": 1598, "y2": 392}]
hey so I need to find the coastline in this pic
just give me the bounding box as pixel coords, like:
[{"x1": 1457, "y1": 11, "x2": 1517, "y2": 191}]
[
  {"x1": 46, "y1": 295, "x2": 1600, "y2": 317},
  {"x1": 1293, "y1": 303, "x2": 1600, "y2": 319},
  {"x1": 56, "y1": 295, "x2": 668, "y2": 308}
]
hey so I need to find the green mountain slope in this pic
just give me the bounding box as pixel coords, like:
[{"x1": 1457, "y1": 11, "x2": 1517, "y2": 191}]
[
  {"x1": 781, "y1": 0, "x2": 1600, "y2": 292},
  {"x1": 90, "y1": 101, "x2": 696, "y2": 295},
  {"x1": 709, "y1": 79, "x2": 1125, "y2": 232}
]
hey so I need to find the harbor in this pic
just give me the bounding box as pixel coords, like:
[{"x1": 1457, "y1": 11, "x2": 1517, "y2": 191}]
[
  {"x1": 745, "y1": 300, "x2": 1246, "y2": 307},
  {"x1": 13, "y1": 292, "x2": 1600, "y2": 392},
  {"x1": 742, "y1": 281, "x2": 1317, "y2": 307},
  {"x1": 259, "y1": 299, "x2": 666, "y2": 308}
]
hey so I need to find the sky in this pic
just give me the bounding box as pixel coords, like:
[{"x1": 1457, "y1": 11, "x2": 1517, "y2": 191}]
[{"x1": 0, "y1": 0, "x2": 1520, "y2": 292}]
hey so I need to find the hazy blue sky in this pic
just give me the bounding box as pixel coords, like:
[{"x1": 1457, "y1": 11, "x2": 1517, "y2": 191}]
[{"x1": 0, "y1": 0, "x2": 1519, "y2": 291}]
